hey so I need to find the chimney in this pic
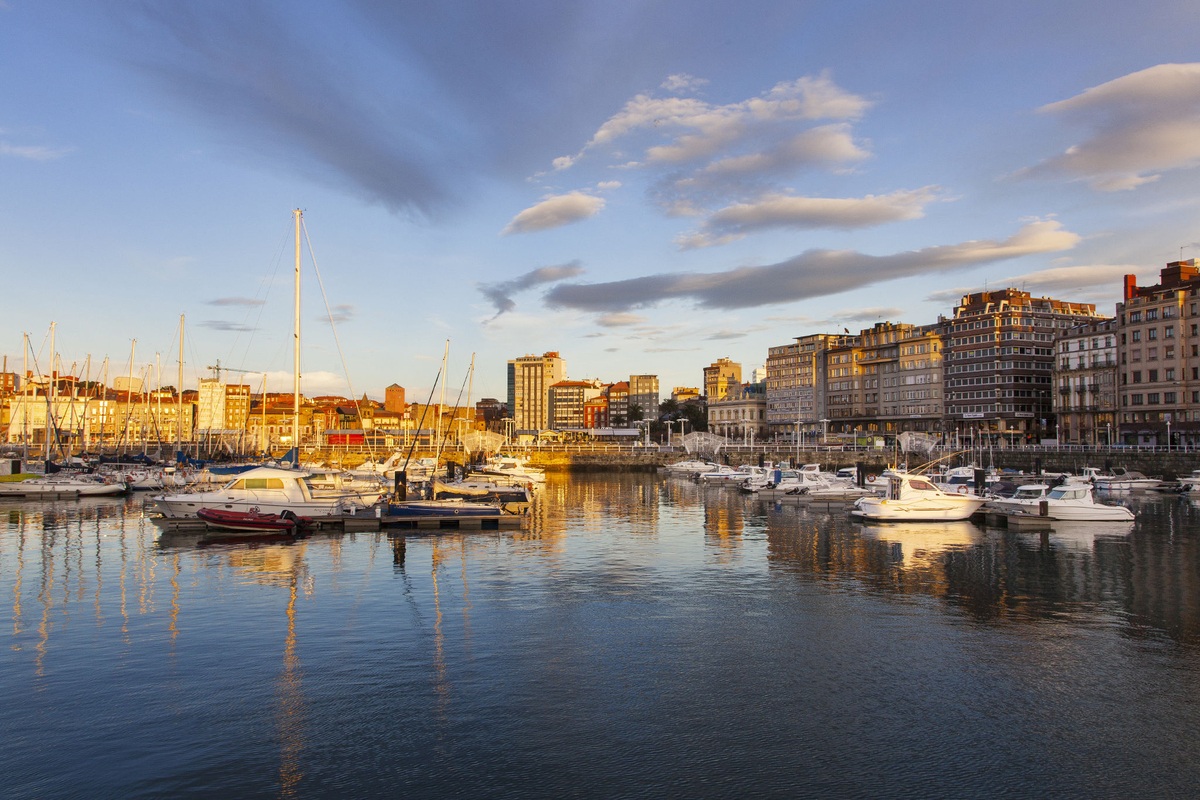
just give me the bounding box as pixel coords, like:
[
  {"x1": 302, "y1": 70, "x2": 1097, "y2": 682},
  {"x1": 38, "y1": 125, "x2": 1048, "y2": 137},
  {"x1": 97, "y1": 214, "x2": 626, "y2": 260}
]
[{"x1": 1123, "y1": 274, "x2": 1137, "y2": 301}]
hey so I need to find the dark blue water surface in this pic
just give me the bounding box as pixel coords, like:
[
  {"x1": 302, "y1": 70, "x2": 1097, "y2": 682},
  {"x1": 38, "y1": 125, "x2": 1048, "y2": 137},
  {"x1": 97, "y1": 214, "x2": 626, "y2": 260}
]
[{"x1": 3, "y1": 473, "x2": 1200, "y2": 798}]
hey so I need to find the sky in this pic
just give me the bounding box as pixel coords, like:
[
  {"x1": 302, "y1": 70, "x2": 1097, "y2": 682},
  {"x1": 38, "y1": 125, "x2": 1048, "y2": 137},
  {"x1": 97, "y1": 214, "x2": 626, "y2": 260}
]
[{"x1": 2, "y1": 1, "x2": 1200, "y2": 403}]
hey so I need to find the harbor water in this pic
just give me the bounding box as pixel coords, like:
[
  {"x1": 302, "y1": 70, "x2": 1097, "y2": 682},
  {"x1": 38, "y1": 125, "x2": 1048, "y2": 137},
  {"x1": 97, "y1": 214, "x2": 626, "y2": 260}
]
[{"x1": 3, "y1": 473, "x2": 1200, "y2": 798}]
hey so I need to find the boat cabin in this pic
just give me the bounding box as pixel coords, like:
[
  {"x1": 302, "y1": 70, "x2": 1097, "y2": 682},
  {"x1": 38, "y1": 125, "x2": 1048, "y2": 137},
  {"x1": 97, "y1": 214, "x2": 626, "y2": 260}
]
[{"x1": 888, "y1": 474, "x2": 943, "y2": 500}]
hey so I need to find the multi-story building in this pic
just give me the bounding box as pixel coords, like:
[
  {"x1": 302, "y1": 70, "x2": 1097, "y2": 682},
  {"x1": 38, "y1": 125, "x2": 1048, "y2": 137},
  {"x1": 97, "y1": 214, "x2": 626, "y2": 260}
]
[
  {"x1": 944, "y1": 289, "x2": 1101, "y2": 445},
  {"x1": 384, "y1": 383, "x2": 406, "y2": 414},
  {"x1": 671, "y1": 387, "x2": 700, "y2": 403},
  {"x1": 822, "y1": 322, "x2": 947, "y2": 438},
  {"x1": 584, "y1": 396, "x2": 609, "y2": 428},
  {"x1": 1054, "y1": 319, "x2": 1118, "y2": 445},
  {"x1": 751, "y1": 366, "x2": 767, "y2": 383},
  {"x1": 607, "y1": 381, "x2": 629, "y2": 424},
  {"x1": 765, "y1": 333, "x2": 840, "y2": 439},
  {"x1": 196, "y1": 380, "x2": 252, "y2": 433},
  {"x1": 1117, "y1": 259, "x2": 1200, "y2": 446},
  {"x1": 628, "y1": 374, "x2": 660, "y2": 419},
  {"x1": 0, "y1": 371, "x2": 18, "y2": 397},
  {"x1": 507, "y1": 351, "x2": 565, "y2": 432},
  {"x1": 703, "y1": 358, "x2": 741, "y2": 401},
  {"x1": 549, "y1": 379, "x2": 603, "y2": 429},
  {"x1": 707, "y1": 383, "x2": 767, "y2": 442}
]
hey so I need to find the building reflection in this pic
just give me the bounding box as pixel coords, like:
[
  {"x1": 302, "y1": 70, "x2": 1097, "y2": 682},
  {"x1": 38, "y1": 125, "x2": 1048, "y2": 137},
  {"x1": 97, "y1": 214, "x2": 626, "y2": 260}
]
[{"x1": 762, "y1": 500, "x2": 1200, "y2": 644}]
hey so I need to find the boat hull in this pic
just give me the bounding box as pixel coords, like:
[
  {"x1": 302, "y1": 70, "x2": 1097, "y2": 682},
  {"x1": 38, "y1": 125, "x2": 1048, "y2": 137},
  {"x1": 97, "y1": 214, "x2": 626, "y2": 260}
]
[
  {"x1": 854, "y1": 496, "x2": 985, "y2": 521},
  {"x1": 196, "y1": 508, "x2": 310, "y2": 533}
]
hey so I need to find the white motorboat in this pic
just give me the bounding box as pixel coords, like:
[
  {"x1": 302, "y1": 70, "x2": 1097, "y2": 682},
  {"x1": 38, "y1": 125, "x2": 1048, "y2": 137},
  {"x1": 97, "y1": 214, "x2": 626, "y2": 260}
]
[
  {"x1": 151, "y1": 466, "x2": 375, "y2": 518},
  {"x1": 932, "y1": 465, "x2": 1000, "y2": 494},
  {"x1": 664, "y1": 459, "x2": 717, "y2": 475},
  {"x1": 1003, "y1": 484, "x2": 1135, "y2": 521},
  {"x1": 477, "y1": 455, "x2": 547, "y2": 484},
  {"x1": 701, "y1": 465, "x2": 769, "y2": 485},
  {"x1": 987, "y1": 484, "x2": 1051, "y2": 514},
  {"x1": 1087, "y1": 466, "x2": 1162, "y2": 491},
  {"x1": 852, "y1": 473, "x2": 986, "y2": 521},
  {"x1": 0, "y1": 474, "x2": 129, "y2": 497}
]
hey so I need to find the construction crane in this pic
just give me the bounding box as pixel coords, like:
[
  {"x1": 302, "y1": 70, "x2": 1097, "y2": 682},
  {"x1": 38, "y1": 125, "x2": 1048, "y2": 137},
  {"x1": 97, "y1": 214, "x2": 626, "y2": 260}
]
[{"x1": 206, "y1": 359, "x2": 266, "y2": 382}]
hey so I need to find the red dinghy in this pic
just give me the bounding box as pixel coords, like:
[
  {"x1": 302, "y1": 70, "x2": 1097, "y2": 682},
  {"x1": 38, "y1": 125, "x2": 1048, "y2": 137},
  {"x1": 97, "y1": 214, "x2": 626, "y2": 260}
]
[{"x1": 196, "y1": 507, "x2": 312, "y2": 534}]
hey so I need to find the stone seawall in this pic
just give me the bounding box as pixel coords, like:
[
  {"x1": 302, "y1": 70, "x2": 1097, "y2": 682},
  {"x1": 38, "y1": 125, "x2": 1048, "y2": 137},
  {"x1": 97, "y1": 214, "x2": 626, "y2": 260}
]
[{"x1": 530, "y1": 449, "x2": 1200, "y2": 478}]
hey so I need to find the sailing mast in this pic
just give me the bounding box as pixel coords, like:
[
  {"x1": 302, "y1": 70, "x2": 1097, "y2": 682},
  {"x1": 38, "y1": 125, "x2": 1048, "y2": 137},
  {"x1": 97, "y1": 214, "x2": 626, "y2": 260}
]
[
  {"x1": 45, "y1": 322, "x2": 55, "y2": 463},
  {"x1": 433, "y1": 340, "x2": 449, "y2": 466},
  {"x1": 176, "y1": 314, "x2": 184, "y2": 458},
  {"x1": 464, "y1": 352, "x2": 475, "y2": 455},
  {"x1": 22, "y1": 334, "x2": 28, "y2": 462},
  {"x1": 292, "y1": 209, "x2": 302, "y2": 464}
]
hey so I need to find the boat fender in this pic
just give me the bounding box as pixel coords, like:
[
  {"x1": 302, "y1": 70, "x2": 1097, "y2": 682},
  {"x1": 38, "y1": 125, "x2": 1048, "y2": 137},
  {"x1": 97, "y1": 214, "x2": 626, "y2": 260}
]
[{"x1": 957, "y1": 485, "x2": 969, "y2": 495}]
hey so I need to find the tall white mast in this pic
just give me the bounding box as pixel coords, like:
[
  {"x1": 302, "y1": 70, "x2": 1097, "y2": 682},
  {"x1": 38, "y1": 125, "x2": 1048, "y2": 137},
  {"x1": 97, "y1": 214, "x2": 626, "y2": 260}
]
[
  {"x1": 464, "y1": 352, "x2": 475, "y2": 454},
  {"x1": 122, "y1": 339, "x2": 136, "y2": 453},
  {"x1": 434, "y1": 340, "x2": 448, "y2": 465},
  {"x1": 46, "y1": 321, "x2": 55, "y2": 462},
  {"x1": 177, "y1": 314, "x2": 184, "y2": 456},
  {"x1": 292, "y1": 209, "x2": 302, "y2": 461},
  {"x1": 22, "y1": 333, "x2": 28, "y2": 461}
]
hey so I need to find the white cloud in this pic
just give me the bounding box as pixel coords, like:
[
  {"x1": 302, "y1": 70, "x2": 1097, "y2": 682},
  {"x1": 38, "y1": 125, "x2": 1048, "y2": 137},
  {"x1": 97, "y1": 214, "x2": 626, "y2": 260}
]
[
  {"x1": 501, "y1": 191, "x2": 605, "y2": 234},
  {"x1": 702, "y1": 123, "x2": 869, "y2": 175},
  {"x1": 831, "y1": 307, "x2": 906, "y2": 322},
  {"x1": 553, "y1": 70, "x2": 870, "y2": 170},
  {"x1": 1018, "y1": 62, "x2": 1200, "y2": 191},
  {"x1": 661, "y1": 74, "x2": 709, "y2": 92},
  {"x1": 676, "y1": 186, "x2": 941, "y2": 249},
  {"x1": 595, "y1": 180, "x2": 622, "y2": 190}
]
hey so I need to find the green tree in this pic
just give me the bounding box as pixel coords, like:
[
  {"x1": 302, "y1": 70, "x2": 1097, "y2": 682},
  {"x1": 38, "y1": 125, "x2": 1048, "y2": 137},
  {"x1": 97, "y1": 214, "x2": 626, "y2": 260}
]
[{"x1": 627, "y1": 405, "x2": 645, "y2": 423}]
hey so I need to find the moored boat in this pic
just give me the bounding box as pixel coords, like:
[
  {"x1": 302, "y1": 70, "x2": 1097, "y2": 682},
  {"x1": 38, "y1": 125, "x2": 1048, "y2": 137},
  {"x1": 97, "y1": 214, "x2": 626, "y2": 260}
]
[
  {"x1": 1004, "y1": 484, "x2": 1135, "y2": 521},
  {"x1": 852, "y1": 473, "x2": 986, "y2": 521},
  {"x1": 196, "y1": 507, "x2": 312, "y2": 534}
]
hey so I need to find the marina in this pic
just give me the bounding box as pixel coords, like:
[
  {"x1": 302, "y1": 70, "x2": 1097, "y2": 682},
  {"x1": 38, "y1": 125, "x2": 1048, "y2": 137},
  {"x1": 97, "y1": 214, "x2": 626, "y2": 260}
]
[{"x1": 4, "y1": 472, "x2": 1200, "y2": 797}]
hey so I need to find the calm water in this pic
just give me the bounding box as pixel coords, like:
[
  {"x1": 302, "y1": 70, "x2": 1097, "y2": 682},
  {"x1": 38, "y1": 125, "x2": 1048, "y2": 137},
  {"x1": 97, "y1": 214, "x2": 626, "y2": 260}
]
[{"x1": 3, "y1": 474, "x2": 1200, "y2": 798}]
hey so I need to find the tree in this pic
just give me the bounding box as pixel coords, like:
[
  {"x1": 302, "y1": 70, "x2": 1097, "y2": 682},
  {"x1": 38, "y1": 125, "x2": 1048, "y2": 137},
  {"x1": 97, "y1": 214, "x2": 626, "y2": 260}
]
[
  {"x1": 659, "y1": 398, "x2": 679, "y2": 418},
  {"x1": 611, "y1": 414, "x2": 627, "y2": 427},
  {"x1": 627, "y1": 405, "x2": 644, "y2": 423},
  {"x1": 681, "y1": 403, "x2": 707, "y2": 432}
]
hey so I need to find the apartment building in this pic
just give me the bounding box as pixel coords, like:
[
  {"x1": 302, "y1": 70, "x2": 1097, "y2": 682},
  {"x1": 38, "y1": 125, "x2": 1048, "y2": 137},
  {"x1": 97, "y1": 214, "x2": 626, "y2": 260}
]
[
  {"x1": 1117, "y1": 260, "x2": 1200, "y2": 446},
  {"x1": 549, "y1": 379, "x2": 603, "y2": 429},
  {"x1": 1054, "y1": 319, "x2": 1118, "y2": 445},
  {"x1": 826, "y1": 322, "x2": 946, "y2": 435},
  {"x1": 671, "y1": 387, "x2": 700, "y2": 403},
  {"x1": 607, "y1": 381, "x2": 630, "y2": 423},
  {"x1": 628, "y1": 374, "x2": 660, "y2": 418},
  {"x1": 707, "y1": 383, "x2": 767, "y2": 442},
  {"x1": 703, "y1": 358, "x2": 741, "y2": 401},
  {"x1": 507, "y1": 351, "x2": 565, "y2": 432},
  {"x1": 196, "y1": 380, "x2": 252, "y2": 432},
  {"x1": 765, "y1": 333, "x2": 839, "y2": 438},
  {"x1": 944, "y1": 289, "x2": 1101, "y2": 444}
]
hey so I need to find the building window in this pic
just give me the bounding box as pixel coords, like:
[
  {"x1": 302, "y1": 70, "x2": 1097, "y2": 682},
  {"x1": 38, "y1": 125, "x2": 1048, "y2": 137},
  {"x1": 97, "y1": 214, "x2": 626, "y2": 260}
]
[
  {"x1": 1165, "y1": 392, "x2": 1177, "y2": 404},
  {"x1": 1166, "y1": 326, "x2": 1175, "y2": 338},
  {"x1": 1147, "y1": 309, "x2": 1159, "y2": 321},
  {"x1": 1130, "y1": 311, "x2": 1142, "y2": 322},
  {"x1": 1167, "y1": 368, "x2": 1176, "y2": 380},
  {"x1": 1133, "y1": 371, "x2": 1142, "y2": 383},
  {"x1": 1149, "y1": 369, "x2": 1158, "y2": 382},
  {"x1": 1148, "y1": 393, "x2": 1160, "y2": 404},
  {"x1": 1132, "y1": 331, "x2": 1141, "y2": 342},
  {"x1": 1149, "y1": 328, "x2": 1159, "y2": 341},
  {"x1": 1131, "y1": 394, "x2": 1144, "y2": 405},
  {"x1": 1122, "y1": 373, "x2": 1128, "y2": 385}
]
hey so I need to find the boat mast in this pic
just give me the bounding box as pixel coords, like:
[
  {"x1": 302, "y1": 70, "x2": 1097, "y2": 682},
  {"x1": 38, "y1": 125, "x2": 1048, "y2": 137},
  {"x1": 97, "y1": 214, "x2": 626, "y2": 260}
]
[
  {"x1": 102, "y1": 356, "x2": 108, "y2": 453},
  {"x1": 22, "y1": 333, "x2": 28, "y2": 462},
  {"x1": 84, "y1": 353, "x2": 91, "y2": 454},
  {"x1": 464, "y1": 352, "x2": 475, "y2": 455},
  {"x1": 292, "y1": 209, "x2": 301, "y2": 462},
  {"x1": 45, "y1": 321, "x2": 55, "y2": 463},
  {"x1": 434, "y1": 340, "x2": 448, "y2": 466},
  {"x1": 121, "y1": 339, "x2": 136, "y2": 454},
  {"x1": 177, "y1": 314, "x2": 184, "y2": 458}
]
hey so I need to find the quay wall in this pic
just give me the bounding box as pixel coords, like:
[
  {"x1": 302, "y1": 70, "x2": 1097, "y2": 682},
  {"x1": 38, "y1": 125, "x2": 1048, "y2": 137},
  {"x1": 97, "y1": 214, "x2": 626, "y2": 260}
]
[{"x1": 274, "y1": 447, "x2": 1200, "y2": 479}]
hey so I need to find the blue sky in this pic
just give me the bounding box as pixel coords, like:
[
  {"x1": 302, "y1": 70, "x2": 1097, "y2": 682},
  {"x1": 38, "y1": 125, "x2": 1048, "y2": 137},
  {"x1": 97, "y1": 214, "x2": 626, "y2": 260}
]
[{"x1": 2, "y1": 1, "x2": 1199, "y2": 402}]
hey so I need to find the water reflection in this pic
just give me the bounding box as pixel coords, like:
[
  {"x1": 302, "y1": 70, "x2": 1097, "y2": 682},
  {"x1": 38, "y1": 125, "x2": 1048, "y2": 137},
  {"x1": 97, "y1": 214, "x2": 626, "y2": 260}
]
[{"x1": 4, "y1": 478, "x2": 1200, "y2": 796}]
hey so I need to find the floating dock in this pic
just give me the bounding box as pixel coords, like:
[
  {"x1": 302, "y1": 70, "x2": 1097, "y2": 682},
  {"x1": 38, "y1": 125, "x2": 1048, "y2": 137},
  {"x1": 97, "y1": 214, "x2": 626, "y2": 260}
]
[{"x1": 151, "y1": 510, "x2": 527, "y2": 535}]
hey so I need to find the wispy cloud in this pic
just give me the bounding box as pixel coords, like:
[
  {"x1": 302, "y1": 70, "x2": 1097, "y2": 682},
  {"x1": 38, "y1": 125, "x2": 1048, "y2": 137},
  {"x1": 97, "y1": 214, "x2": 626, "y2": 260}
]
[
  {"x1": 323, "y1": 304, "x2": 357, "y2": 324},
  {"x1": 704, "y1": 329, "x2": 747, "y2": 340},
  {"x1": 201, "y1": 320, "x2": 256, "y2": 332},
  {"x1": 1015, "y1": 62, "x2": 1200, "y2": 191},
  {"x1": 478, "y1": 261, "x2": 585, "y2": 318},
  {"x1": 208, "y1": 296, "x2": 265, "y2": 307},
  {"x1": 676, "y1": 186, "x2": 941, "y2": 249},
  {"x1": 501, "y1": 192, "x2": 605, "y2": 234},
  {"x1": 927, "y1": 264, "x2": 1149, "y2": 304},
  {"x1": 546, "y1": 221, "x2": 1080, "y2": 312},
  {"x1": 830, "y1": 307, "x2": 906, "y2": 322},
  {"x1": 0, "y1": 141, "x2": 74, "y2": 160},
  {"x1": 594, "y1": 312, "x2": 646, "y2": 328}
]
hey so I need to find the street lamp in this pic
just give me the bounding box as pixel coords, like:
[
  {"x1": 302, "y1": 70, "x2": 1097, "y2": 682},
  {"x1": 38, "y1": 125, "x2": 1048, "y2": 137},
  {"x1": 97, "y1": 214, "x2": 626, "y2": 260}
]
[
  {"x1": 820, "y1": 418, "x2": 829, "y2": 444},
  {"x1": 1107, "y1": 421, "x2": 1112, "y2": 448},
  {"x1": 1167, "y1": 418, "x2": 1172, "y2": 451}
]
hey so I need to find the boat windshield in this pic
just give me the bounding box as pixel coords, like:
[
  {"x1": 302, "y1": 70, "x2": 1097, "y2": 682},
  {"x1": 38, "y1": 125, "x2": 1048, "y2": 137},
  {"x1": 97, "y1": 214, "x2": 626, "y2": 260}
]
[
  {"x1": 908, "y1": 479, "x2": 937, "y2": 491},
  {"x1": 1015, "y1": 486, "x2": 1045, "y2": 498},
  {"x1": 225, "y1": 477, "x2": 287, "y2": 491},
  {"x1": 1048, "y1": 488, "x2": 1086, "y2": 500}
]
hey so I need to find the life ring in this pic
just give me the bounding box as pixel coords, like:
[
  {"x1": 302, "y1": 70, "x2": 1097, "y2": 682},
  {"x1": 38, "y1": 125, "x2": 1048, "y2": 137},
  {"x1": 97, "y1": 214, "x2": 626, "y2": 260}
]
[
  {"x1": 867, "y1": 474, "x2": 878, "y2": 482},
  {"x1": 957, "y1": 485, "x2": 969, "y2": 495}
]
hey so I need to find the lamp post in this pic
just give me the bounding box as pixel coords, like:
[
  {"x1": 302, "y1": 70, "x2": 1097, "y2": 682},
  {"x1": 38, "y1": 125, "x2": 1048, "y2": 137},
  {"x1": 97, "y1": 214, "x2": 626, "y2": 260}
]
[
  {"x1": 820, "y1": 418, "x2": 829, "y2": 444},
  {"x1": 1106, "y1": 421, "x2": 1111, "y2": 448},
  {"x1": 1167, "y1": 418, "x2": 1172, "y2": 451}
]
